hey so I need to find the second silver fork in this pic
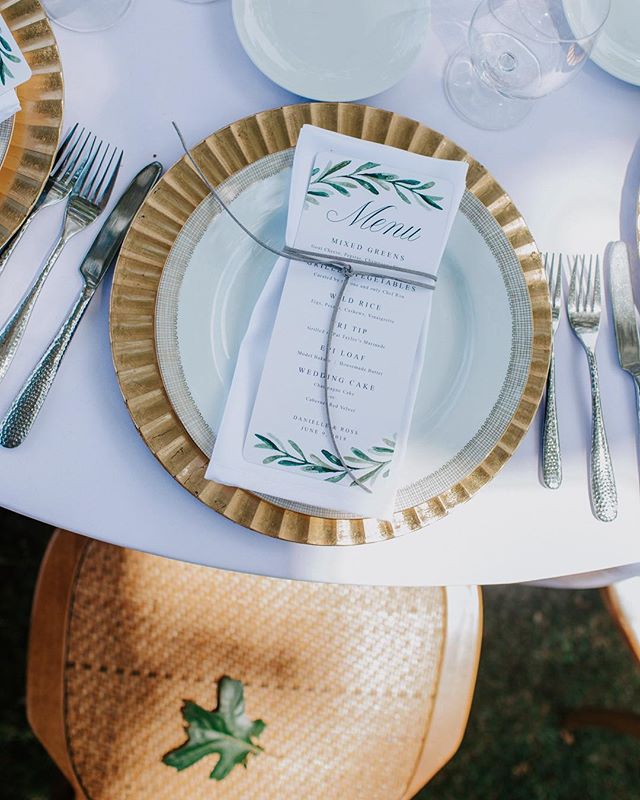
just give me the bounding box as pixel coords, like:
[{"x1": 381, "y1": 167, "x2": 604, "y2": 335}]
[
  {"x1": 567, "y1": 254, "x2": 618, "y2": 522},
  {"x1": 0, "y1": 123, "x2": 90, "y2": 278},
  {"x1": 0, "y1": 140, "x2": 123, "y2": 382}
]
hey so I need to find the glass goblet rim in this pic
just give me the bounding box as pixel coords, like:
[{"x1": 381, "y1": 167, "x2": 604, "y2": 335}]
[{"x1": 480, "y1": 0, "x2": 611, "y2": 46}]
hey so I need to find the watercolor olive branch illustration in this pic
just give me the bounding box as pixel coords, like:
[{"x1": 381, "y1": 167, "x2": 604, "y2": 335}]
[
  {"x1": 254, "y1": 433, "x2": 396, "y2": 487},
  {"x1": 0, "y1": 33, "x2": 21, "y2": 86},
  {"x1": 306, "y1": 159, "x2": 444, "y2": 210}
]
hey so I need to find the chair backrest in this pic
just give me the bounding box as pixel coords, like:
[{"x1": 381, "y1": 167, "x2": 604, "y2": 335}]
[
  {"x1": 28, "y1": 530, "x2": 481, "y2": 800},
  {"x1": 603, "y1": 578, "x2": 640, "y2": 663}
]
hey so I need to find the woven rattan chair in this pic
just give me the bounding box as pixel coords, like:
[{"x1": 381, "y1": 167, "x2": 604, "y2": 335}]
[
  {"x1": 28, "y1": 530, "x2": 482, "y2": 800},
  {"x1": 564, "y1": 579, "x2": 640, "y2": 738},
  {"x1": 603, "y1": 578, "x2": 640, "y2": 662}
]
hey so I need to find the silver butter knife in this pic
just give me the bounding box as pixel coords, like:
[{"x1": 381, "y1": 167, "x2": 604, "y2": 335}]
[
  {"x1": 0, "y1": 161, "x2": 163, "y2": 448},
  {"x1": 608, "y1": 240, "x2": 640, "y2": 434}
]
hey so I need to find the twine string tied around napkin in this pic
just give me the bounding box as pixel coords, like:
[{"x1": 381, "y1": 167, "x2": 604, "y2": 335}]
[{"x1": 173, "y1": 123, "x2": 436, "y2": 493}]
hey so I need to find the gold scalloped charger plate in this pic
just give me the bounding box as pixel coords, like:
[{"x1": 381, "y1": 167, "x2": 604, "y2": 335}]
[
  {"x1": 0, "y1": 0, "x2": 64, "y2": 245},
  {"x1": 110, "y1": 103, "x2": 551, "y2": 546}
]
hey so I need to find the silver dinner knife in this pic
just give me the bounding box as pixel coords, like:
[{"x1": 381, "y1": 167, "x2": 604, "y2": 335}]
[
  {"x1": 608, "y1": 240, "x2": 640, "y2": 434},
  {"x1": 0, "y1": 161, "x2": 163, "y2": 448}
]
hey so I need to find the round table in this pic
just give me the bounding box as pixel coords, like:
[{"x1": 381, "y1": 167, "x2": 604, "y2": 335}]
[{"x1": 0, "y1": 0, "x2": 639, "y2": 587}]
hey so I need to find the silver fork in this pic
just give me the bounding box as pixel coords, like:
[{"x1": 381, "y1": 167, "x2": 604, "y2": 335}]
[
  {"x1": 0, "y1": 140, "x2": 123, "y2": 381},
  {"x1": 566, "y1": 254, "x2": 618, "y2": 522},
  {"x1": 541, "y1": 253, "x2": 563, "y2": 489},
  {"x1": 0, "y1": 124, "x2": 93, "y2": 278}
]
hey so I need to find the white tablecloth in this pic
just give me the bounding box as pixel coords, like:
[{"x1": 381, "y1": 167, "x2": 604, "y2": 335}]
[{"x1": 0, "y1": 0, "x2": 639, "y2": 587}]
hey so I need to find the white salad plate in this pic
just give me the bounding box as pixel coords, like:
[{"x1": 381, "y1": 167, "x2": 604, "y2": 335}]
[
  {"x1": 155, "y1": 149, "x2": 533, "y2": 519},
  {"x1": 231, "y1": 0, "x2": 431, "y2": 101},
  {"x1": 590, "y1": 0, "x2": 640, "y2": 86}
]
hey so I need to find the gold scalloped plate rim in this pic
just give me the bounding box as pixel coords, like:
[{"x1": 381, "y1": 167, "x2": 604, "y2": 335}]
[
  {"x1": 0, "y1": 0, "x2": 64, "y2": 245},
  {"x1": 110, "y1": 103, "x2": 551, "y2": 546}
]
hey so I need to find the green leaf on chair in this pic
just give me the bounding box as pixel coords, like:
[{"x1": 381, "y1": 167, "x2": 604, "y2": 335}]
[{"x1": 163, "y1": 677, "x2": 266, "y2": 781}]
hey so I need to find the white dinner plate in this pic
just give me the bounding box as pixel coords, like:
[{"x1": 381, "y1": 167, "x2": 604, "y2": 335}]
[
  {"x1": 590, "y1": 0, "x2": 640, "y2": 86},
  {"x1": 231, "y1": 0, "x2": 431, "y2": 101},
  {"x1": 155, "y1": 149, "x2": 533, "y2": 519}
]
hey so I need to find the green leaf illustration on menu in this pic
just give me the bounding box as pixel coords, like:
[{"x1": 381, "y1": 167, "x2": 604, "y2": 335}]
[
  {"x1": 254, "y1": 433, "x2": 396, "y2": 487},
  {"x1": 306, "y1": 159, "x2": 444, "y2": 210},
  {"x1": 0, "y1": 32, "x2": 21, "y2": 87},
  {"x1": 163, "y1": 677, "x2": 266, "y2": 782}
]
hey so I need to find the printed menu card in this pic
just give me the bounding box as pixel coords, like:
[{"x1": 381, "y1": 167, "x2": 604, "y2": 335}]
[
  {"x1": 207, "y1": 126, "x2": 467, "y2": 519},
  {"x1": 0, "y1": 16, "x2": 31, "y2": 123}
]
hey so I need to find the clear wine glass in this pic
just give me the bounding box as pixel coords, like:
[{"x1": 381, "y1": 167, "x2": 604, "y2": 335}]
[
  {"x1": 445, "y1": 0, "x2": 610, "y2": 130},
  {"x1": 41, "y1": 0, "x2": 133, "y2": 32}
]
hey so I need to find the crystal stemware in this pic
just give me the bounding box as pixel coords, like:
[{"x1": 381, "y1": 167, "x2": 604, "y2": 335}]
[{"x1": 445, "y1": 0, "x2": 610, "y2": 130}]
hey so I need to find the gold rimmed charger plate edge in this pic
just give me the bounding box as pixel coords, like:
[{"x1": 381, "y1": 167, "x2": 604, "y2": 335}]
[
  {"x1": 0, "y1": 0, "x2": 64, "y2": 246},
  {"x1": 110, "y1": 102, "x2": 551, "y2": 547}
]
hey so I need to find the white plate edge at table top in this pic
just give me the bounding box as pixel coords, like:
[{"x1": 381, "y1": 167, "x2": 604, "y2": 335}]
[
  {"x1": 155, "y1": 149, "x2": 533, "y2": 517},
  {"x1": 231, "y1": 0, "x2": 431, "y2": 101},
  {"x1": 589, "y1": 0, "x2": 640, "y2": 86}
]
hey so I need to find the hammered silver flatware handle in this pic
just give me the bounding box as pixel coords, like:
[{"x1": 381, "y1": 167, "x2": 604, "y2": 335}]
[
  {"x1": 0, "y1": 214, "x2": 36, "y2": 279},
  {"x1": 586, "y1": 348, "x2": 617, "y2": 522},
  {"x1": 542, "y1": 347, "x2": 562, "y2": 489},
  {"x1": 0, "y1": 285, "x2": 93, "y2": 448},
  {"x1": 634, "y1": 375, "x2": 640, "y2": 442},
  {"x1": 0, "y1": 235, "x2": 67, "y2": 382}
]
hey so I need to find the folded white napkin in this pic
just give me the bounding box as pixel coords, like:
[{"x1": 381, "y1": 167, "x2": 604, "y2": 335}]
[
  {"x1": 0, "y1": 90, "x2": 20, "y2": 125},
  {"x1": 207, "y1": 125, "x2": 467, "y2": 519}
]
